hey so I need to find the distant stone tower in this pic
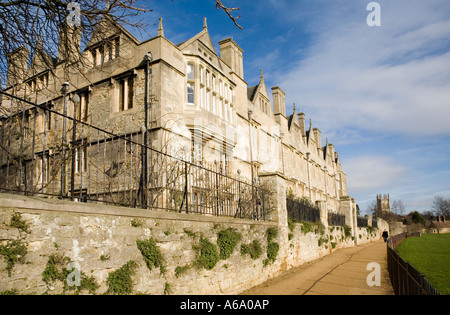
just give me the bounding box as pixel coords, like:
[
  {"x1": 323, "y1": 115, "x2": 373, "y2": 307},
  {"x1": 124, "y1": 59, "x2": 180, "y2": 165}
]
[{"x1": 376, "y1": 194, "x2": 390, "y2": 217}]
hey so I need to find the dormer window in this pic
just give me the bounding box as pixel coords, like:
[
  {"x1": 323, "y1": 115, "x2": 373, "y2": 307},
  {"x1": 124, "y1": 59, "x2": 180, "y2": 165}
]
[
  {"x1": 90, "y1": 37, "x2": 120, "y2": 67},
  {"x1": 26, "y1": 72, "x2": 49, "y2": 95}
]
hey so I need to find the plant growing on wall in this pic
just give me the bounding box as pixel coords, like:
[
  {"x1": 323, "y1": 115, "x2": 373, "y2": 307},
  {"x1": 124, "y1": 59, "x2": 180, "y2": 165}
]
[
  {"x1": 0, "y1": 240, "x2": 27, "y2": 276},
  {"x1": 241, "y1": 240, "x2": 263, "y2": 260},
  {"x1": 343, "y1": 225, "x2": 352, "y2": 238},
  {"x1": 136, "y1": 237, "x2": 166, "y2": 274},
  {"x1": 9, "y1": 213, "x2": 29, "y2": 233},
  {"x1": 217, "y1": 228, "x2": 242, "y2": 260},
  {"x1": 194, "y1": 237, "x2": 219, "y2": 270},
  {"x1": 42, "y1": 253, "x2": 99, "y2": 294},
  {"x1": 264, "y1": 227, "x2": 279, "y2": 266},
  {"x1": 106, "y1": 260, "x2": 138, "y2": 295}
]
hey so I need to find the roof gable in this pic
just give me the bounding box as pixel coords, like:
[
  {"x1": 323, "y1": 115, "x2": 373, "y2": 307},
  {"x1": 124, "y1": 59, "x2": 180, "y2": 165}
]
[
  {"x1": 247, "y1": 70, "x2": 270, "y2": 103},
  {"x1": 84, "y1": 15, "x2": 140, "y2": 51},
  {"x1": 27, "y1": 39, "x2": 53, "y2": 76},
  {"x1": 178, "y1": 18, "x2": 217, "y2": 55}
]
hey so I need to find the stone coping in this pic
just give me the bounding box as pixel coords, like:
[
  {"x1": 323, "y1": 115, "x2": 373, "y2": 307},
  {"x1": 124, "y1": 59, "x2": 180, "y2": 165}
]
[{"x1": 0, "y1": 192, "x2": 276, "y2": 227}]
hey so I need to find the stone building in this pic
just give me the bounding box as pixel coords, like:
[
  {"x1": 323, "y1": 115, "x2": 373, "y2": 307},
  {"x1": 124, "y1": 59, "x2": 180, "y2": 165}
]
[
  {"x1": 0, "y1": 16, "x2": 351, "y2": 215},
  {"x1": 376, "y1": 194, "x2": 391, "y2": 217}
]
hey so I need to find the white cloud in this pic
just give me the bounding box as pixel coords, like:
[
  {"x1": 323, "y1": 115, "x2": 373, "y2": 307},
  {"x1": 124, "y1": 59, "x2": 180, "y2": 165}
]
[
  {"x1": 275, "y1": 0, "x2": 450, "y2": 137},
  {"x1": 344, "y1": 155, "x2": 407, "y2": 195}
]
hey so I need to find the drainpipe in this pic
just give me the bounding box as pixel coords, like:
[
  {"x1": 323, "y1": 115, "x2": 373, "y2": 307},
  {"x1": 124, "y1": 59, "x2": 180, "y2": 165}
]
[
  {"x1": 142, "y1": 51, "x2": 152, "y2": 208},
  {"x1": 306, "y1": 152, "x2": 311, "y2": 201}
]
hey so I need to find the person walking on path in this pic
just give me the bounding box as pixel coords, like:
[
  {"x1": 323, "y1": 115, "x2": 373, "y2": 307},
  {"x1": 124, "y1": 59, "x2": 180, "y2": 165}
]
[{"x1": 382, "y1": 229, "x2": 389, "y2": 243}]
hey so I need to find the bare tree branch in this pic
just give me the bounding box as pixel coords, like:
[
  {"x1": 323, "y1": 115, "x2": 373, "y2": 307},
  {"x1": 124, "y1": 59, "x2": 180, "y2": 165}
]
[
  {"x1": 215, "y1": 0, "x2": 243, "y2": 29},
  {"x1": 0, "y1": 0, "x2": 152, "y2": 88}
]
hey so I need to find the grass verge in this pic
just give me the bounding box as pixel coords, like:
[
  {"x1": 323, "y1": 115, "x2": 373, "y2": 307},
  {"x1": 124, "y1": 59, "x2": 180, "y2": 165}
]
[{"x1": 396, "y1": 234, "x2": 450, "y2": 295}]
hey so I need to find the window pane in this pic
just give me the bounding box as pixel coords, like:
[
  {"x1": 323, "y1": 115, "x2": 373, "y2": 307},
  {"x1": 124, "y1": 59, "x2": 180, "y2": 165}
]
[
  {"x1": 187, "y1": 63, "x2": 195, "y2": 80},
  {"x1": 127, "y1": 77, "x2": 133, "y2": 110},
  {"x1": 115, "y1": 38, "x2": 120, "y2": 58},
  {"x1": 119, "y1": 79, "x2": 125, "y2": 111},
  {"x1": 92, "y1": 49, "x2": 97, "y2": 66},
  {"x1": 99, "y1": 46, "x2": 104, "y2": 65},
  {"x1": 187, "y1": 83, "x2": 195, "y2": 104},
  {"x1": 200, "y1": 66, "x2": 204, "y2": 84}
]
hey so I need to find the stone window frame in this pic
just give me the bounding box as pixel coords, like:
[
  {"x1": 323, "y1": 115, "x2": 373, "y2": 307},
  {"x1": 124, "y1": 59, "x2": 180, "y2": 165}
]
[
  {"x1": 110, "y1": 70, "x2": 138, "y2": 117},
  {"x1": 113, "y1": 73, "x2": 135, "y2": 113}
]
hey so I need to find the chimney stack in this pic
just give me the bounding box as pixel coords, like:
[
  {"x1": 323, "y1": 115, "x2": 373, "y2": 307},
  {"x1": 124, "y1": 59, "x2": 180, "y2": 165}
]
[
  {"x1": 271, "y1": 86, "x2": 286, "y2": 116},
  {"x1": 58, "y1": 25, "x2": 81, "y2": 62},
  {"x1": 313, "y1": 128, "x2": 322, "y2": 148},
  {"x1": 219, "y1": 38, "x2": 244, "y2": 79},
  {"x1": 7, "y1": 46, "x2": 30, "y2": 87},
  {"x1": 298, "y1": 112, "x2": 306, "y2": 137}
]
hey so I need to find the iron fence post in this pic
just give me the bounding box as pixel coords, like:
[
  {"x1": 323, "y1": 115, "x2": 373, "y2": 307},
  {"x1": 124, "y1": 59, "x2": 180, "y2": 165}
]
[
  {"x1": 70, "y1": 93, "x2": 79, "y2": 200},
  {"x1": 61, "y1": 82, "x2": 70, "y2": 198},
  {"x1": 185, "y1": 160, "x2": 188, "y2": 214}
]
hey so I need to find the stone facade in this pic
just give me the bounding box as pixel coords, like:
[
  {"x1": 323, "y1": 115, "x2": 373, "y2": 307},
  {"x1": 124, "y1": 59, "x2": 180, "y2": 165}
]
[
  {"x1": 0, "y1": 192, "x2": 386, "y2": 295},
  {"x1": 0, "y1": 14, "x2": 392, "y2": 296},
  {"x1": 1, "y1": 16, "x2": 350, "y2": 214}
]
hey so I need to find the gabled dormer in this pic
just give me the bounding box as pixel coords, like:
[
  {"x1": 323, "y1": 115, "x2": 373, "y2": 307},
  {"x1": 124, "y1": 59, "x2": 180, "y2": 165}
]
[
  {"x1": 247, "y1": 70, "x2": 272, "y2": 116},
  {"x1": 287, "y1": 104, "x2": 305, "y2": 147},
  {"x1": 178, "y1": 18, "x2": 217, "y2": 58},
  {"x1": 82, "y1": 15, "x2": 140, "y2": 70},
  {"x1": 28, "y1": 39, "x2": 53, "y2": 77}
]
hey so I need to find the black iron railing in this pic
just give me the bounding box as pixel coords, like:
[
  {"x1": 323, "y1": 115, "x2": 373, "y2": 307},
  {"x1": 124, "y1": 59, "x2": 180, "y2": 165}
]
[
  {"x1": 0, "y1": 90, "x2": 270, "y2": 221},
  {"x1": 357, "y1": 216, "x2": 368, "y2": 227},
  {"x1": 328, "y1": 212, "x2": 346, "y2": 226},
  {"x1": 387, "y1": 233, "x2": 440, "y2": 295},
  {"x1": 286, "y1": 198, "x2": 320, "y2": 223}
]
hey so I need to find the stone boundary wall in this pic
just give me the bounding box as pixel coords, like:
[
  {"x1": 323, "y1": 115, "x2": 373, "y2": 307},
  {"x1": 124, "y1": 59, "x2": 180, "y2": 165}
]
[{"x1": 0, "y1": 191, "x2": 385, "y2": 295}]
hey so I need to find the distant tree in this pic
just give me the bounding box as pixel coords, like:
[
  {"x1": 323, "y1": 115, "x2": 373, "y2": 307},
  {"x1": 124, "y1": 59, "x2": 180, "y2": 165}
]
[
  {"x1": 391, "y1": 200, "x2": 405, "y2": 215},
  {"x1": 410, "y1": 211, "x2": 425, "y2": 225},
  {"x1": 431, "y1": 195, "x2": 450, "y2": 216},
  {"x1": 367, "y1": 199, "x2": 377, "y2": 217},
  {"x1": 422, "y1": 210, "x2": 435, "y2": 221}
]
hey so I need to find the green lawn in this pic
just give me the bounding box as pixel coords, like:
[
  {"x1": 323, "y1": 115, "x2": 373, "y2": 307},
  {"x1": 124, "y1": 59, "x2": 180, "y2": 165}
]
[{"x1": 396, "y1": 234, "x2": 450, "y2": 295}]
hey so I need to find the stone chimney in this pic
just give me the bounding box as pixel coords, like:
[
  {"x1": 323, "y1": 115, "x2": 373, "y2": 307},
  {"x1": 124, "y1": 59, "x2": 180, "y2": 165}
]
[
  {"x1": 313, "y1": 128, "x2": 322, "y2": 147},
  {"x1": 7, "y1": 46, "x2": 29, "y2": 87},
  {"x1": 58, "y1": 25, "x2": 81, "y2": 62},
  {"x1": 271, "y1": 86, "x2": 286, "y2": 116},
  {"x1": 218, "y1": 38, "x2": 244, "y2": 79},
  {"x1": 298, "y1": 112, "x2": 306, "y2": 137}
]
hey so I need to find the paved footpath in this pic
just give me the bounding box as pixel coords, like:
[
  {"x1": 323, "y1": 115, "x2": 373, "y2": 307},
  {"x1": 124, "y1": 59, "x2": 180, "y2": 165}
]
[{"x1": 242, "y1": 240, "x2": 394, "y2": 295}]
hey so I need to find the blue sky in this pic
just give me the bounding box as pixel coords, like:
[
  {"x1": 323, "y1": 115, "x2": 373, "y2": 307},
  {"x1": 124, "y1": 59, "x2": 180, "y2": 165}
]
[{"x1": 132, "y1": 0, "x2": 450, "y2": 214}]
